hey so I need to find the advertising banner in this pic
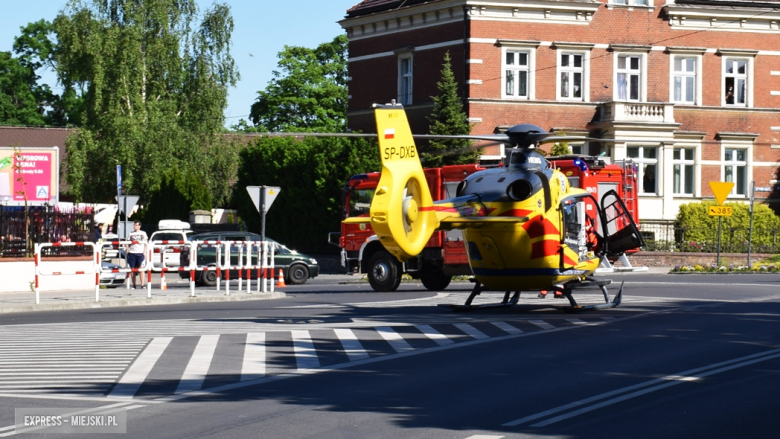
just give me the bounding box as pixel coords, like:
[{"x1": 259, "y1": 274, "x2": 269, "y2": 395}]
[{"x1": 0, "y1": 147, "x2": 59, "y2": 205}]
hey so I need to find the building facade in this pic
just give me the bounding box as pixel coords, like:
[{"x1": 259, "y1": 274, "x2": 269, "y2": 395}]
[{"x1": 340, "y1": 0, "x2": 780, "y2": 222}]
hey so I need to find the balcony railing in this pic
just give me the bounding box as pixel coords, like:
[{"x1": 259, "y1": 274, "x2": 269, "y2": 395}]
[{"x1": 598, "y1": 101, "x2": 675, "y2": 124}]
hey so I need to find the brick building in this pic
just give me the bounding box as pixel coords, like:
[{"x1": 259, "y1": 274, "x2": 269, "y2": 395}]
[{"x1": 339, "y1": 0, "x2": 780, "y2": 222}]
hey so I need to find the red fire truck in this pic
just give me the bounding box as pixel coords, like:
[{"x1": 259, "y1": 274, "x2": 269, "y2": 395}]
[{"x1": 329, "y1": 156, "x2": 642, "y2": 292}]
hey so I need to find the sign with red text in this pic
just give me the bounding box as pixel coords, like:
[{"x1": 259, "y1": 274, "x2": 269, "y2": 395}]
[{"x1": 0, "y1": 147, "x2": 59, "y2": 205}]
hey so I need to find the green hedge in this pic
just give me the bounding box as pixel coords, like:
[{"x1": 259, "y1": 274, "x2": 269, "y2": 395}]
[{"x1": 674, "y1": 201, "x2": 780, "y2": 252}]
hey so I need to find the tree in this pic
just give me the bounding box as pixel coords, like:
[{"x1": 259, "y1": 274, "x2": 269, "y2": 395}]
[
  {"x1": 0, "y1": 52, "x2": 48, "y2": 126},
  {"x1": 549, "y1": 139, "x2": 570, "y2": 156},
  {"x1": 235, "y1": 136, "x2": 379, "y2": 253},
  {"x1": 250, "y1": 35, "x2": 348, "y2": 133},
  {"x1": 53, "y1": 0, "x2": 240, "y2": 206},
  {"x1": 421, "y1": 51, "x2": 478, "y2": 167}
]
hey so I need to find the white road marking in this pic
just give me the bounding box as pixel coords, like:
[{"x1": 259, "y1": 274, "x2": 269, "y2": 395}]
[
  {"x1": 175, "y1": 335, "x2": 220, "y2": 394},
  {"x1": 334, "y1": 329, "x2": 370, "y2": 361},
  {"x1": 454, "y1": 323, "x2": 489, "y2": 340},
  {"x1": 291, "y1": 330, "x2": 320, "y2": 370},
  {"x1": 528, "y1": 320, "x2": 555, "y2": 330},
  {"x1": 241, "y1": 333, "x2": 266, "y2": 381},
  {"x1": 491, "y1": 321, "x2": 523, "y2": 335},
  {"x1": 108, "y1": 337, "x2": 172, "y2": 399},
  {"x1": 414, "y1": 324, "x2": 454, "y2": 345},
  {"x1": 464, "y1": 435, "x2": 504, "y2": 439},
  {"x1": 565, "y1": 318, "x2": 588, "y2": 326},
  {"x1": 503, "y1": 347, "x2": 780, "y2": 427},
  {"x1": 376, "y1": 327, "x2": 414, "y2": 353}
]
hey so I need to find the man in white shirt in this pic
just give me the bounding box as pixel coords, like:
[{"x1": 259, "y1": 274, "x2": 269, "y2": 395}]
[{"x1": 127, "y1": 221, "x2": 148, "y2": 288}]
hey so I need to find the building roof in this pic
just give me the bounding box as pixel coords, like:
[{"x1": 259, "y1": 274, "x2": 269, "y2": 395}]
[
  {"x1": 0, "y1": 126, "x2": 72, "y2": 148},
  {"x1": 345, "y1": 0, "x2": 780, "y2": 17},
  {"x1": 346, "y1": 0, "x2": 441, "y2": 17}
]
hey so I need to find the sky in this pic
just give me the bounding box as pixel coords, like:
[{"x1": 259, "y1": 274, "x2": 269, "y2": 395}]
[{"x1": 0, "y1": 0, "x2": 360, "y2": 127}]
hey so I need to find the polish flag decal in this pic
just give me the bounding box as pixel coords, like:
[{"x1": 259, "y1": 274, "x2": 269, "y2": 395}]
[{"x1": 384, "y1": 128, "x2": 395, "y2": 139}]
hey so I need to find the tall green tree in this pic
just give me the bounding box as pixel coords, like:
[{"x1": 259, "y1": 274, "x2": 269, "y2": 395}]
[
  {"x1": 0, "y1": 51, "x2": 48, "y2": 126},
  {"x1": 250, "y1": 35, "x2": 348, "y2": 133},
  {"x1": 235, "y1": 136, "x2": 379, "y2": 253},
  {"x1": 422, "y1": 51, "x2": 478, "y2": 167},
  {"x1": 54, "y1": 0, "x2": 240, "y2": 205}
]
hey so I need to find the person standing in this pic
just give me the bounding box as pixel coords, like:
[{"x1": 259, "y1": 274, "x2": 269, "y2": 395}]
[{"x1": 126, "y1": 221, "x2": 148, "y2": 288}]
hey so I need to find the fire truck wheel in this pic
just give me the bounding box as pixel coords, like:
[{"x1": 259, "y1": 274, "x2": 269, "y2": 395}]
[
  {"x1": 202, "y1": 270, "x2": 218, "y2": 287},
  {"x1": 420, "y1": 270, "x2": 451, "y2": 291},
  {"x1": 287, "y1": 264, "x2": 309, "y2": 285},
  {"x1": 367, "y1": 251, "x2": 402, "y2": 292}
]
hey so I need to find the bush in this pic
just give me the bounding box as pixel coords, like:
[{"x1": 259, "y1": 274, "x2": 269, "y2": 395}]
[{"x1": 675, "y1": 201, "x2": 780, "y2": 252}]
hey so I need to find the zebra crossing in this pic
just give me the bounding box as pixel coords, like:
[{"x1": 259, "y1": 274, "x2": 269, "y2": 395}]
[{"x1": 0, "y1": 317, "x2": 617, "y2": 400}]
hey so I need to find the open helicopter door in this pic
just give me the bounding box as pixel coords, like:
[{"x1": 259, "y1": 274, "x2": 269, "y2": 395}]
[
  {"x1": 559, "y1": 195, "x2": 595, "y2": 270},
  {"x1": 599, "y1": 189, "x2": 645, "y2": 256}
]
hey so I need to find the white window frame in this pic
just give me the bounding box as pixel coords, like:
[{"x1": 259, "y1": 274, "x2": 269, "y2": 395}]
[
  {"x1": 672, "y1": 147, "x2": 696, "y2": 196},
  {"x1": 670, "y1": 54, "x2": 701, "y2": 105},
  {"x1": 613, "y1": 0, "x2": 648, "y2": 5},
  {"x1": 723, "y1": 147, "x2": 748, "y2": 197},
  {"x1": 398, "y1": 53, "x2": 413, "y2": 105},
  {"x1": 614, "y1": 52, "x2": 647, "y2": 102},
  {"x1": 557, "y1": 50, "x2": 589, "y2": 102},
  {"x1": 504, "y1": 50, "x2": 530, "y2": 99},
  {"x1": 718, "y1": 49, "x2": 756, "y2": 108},
  {"x1": 627, "y1": 145, "x2": 659, "y2": 195},
  {"x1": 499, "y1": 41, "x2": 538, "y2": 101},
  {"x1": 723, "y1": 58, "x2": 749, "y2": 108}
]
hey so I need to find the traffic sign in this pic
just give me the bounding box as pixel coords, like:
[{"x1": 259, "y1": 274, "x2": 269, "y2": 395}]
[
  {"x1": 115, "y1": 195, "x2": 139, "y2": 216},
  {"x1": 708, "y1": 206, "x2": 733, "y2": 217},
  {"x1": 708, "y1": 181, "x2": 735, "y2": 205},
  {"x1": 116, "y1": 165, "x2": 122, "y2": 189},
  {"x1": 247, "y1": 186, "x2": 281, "y2": 213}
]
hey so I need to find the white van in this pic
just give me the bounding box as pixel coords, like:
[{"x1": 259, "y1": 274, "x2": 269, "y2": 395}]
[{"x1": 150, "y1": 220, "x2": 193, "y2": 268}]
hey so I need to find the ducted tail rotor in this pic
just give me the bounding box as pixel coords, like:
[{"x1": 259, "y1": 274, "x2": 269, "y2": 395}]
[{"x1": 370, "y1": 106, "x2": 439, "y2": 261}]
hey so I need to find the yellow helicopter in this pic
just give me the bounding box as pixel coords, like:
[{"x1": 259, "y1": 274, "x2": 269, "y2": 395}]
[{"x1": 344, "y1": 103, "x2": 644, "y2": 311}]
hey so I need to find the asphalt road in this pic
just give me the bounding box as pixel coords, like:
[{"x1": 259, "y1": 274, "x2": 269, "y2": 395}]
[{"x1": 0, "y1": 271, "x2": 779, "y2": 438}]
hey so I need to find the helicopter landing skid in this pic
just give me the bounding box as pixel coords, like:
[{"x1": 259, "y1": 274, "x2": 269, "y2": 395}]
[
  {"x1": 552, "y1": 279, "x2": 624, "y2": 312},
  {"x1": 441, "y1": 279, "x2": 623, "y2": 312}
]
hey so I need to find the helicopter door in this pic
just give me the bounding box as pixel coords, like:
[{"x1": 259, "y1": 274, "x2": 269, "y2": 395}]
[
  {"x1": 559, "y1": 195, "x2": 591, "y2": 268},
  {"x1": 599, "y1": 189, "x2": 645, "y2": 256}
]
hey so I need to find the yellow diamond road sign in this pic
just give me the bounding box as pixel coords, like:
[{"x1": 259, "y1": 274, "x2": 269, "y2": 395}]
[{"x1": 709, "y1": 181, "x2": 735, "y2": 205}]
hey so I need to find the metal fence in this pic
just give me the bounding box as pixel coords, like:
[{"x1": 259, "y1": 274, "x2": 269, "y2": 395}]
[
  {"x1": 639, "y1": 220, "x2": 780, "y2": 253},
  {"x1": 0, "y1": 205, "x2": 94, "y2": 258}
]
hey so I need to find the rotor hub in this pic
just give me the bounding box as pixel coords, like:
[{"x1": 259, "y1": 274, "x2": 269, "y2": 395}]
[{"x1": 404, "y1": 198, "x2": 418, "y2": 224}]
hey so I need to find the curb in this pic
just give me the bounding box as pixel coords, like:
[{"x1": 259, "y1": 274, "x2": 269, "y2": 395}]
[{"x1": 0, "y1": 292, "x2": 287, "y2": 315}]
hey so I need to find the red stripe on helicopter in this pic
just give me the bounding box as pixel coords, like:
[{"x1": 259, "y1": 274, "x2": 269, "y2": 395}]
[
  {"x1": 496, "y1": 209, "x2": 533, "y2": 217},
  {"x1": 530, "y1": 239, "x2": 559, "y2": 259},
  {"x1": 384, "y1": 128, "x2": 395, "y2": 139},
  {"x1": 562, "y1": 253, "x2": 579, "y2": 266},
  {"x1": 523, "y1": 216, "x2": 559, "y2": 239},
  {"x1": 420, "y1": 206, "x2": 458, "y2": 212}
]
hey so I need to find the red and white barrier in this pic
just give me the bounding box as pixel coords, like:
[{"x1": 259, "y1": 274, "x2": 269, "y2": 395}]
[{"x1": 34, "y1": 242, "x2": 99, "y2": 304}]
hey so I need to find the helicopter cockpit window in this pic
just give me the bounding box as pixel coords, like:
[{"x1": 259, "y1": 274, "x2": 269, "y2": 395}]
[{"x1": 348, "y1": 189, "x2": 374, "y2": 217}]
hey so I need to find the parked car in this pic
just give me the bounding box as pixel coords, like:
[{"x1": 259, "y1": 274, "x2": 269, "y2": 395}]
[
  {"x1": 150, "y1": 220, "x2": 193, "y2": 268},
  {"x1": 100, "y1": 261, "x2": 126, "y2": 288},
  {"x1": 178, "y1": 231, "x2": 319, "y2": 286}
]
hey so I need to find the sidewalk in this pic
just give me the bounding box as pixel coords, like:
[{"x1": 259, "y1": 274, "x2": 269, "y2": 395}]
[{"x1": 0, "y1": 276, "x2": 285, "y2": 314}]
